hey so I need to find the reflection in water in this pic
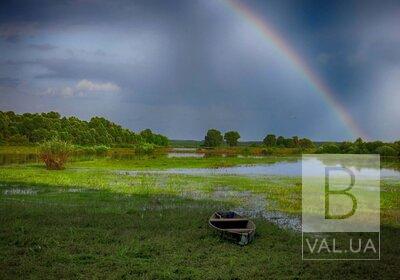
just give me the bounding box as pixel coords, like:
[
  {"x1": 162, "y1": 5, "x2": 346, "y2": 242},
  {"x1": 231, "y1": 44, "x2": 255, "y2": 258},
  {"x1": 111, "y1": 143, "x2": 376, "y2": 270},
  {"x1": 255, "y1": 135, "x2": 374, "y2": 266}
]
[
  {"x1": 167, "y1": 152, "x2": 204, "y2": 158},
  {"x1": 0, "y1": 153, "x2": 100, "y2": 165},
  {"x1": 170, "y1": 148, "x2": 197, "y2": 152},
  {"x1": 0, "y1": 153, "x2": 39, "y2": 165},
  {"x1": 120, "y1": 157, "x2": 400, "y2": 179}
]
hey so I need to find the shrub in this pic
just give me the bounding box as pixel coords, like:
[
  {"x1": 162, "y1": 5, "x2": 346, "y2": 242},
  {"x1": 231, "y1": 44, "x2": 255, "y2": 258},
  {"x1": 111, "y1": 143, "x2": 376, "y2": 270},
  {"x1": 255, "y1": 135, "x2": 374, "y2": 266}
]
[
  {"x1": 81, "y1": 146, "x2": 96, "y2": 154},
  {"x1": 73, "y1": 145, "x2": 110, "y2": 156},
  {"x1": 241, "y1": 147, "x2": 251, "y2": 156},
  {"x1": 261, "y1": 148, "x2": 273, "y2": 156},
  {"x1": 375, "y1": 145, "x2": 397, "y2": 157},
  {"x1": 263, "y1": 134, "x2": 276, "y2": 147},
  {"x1": 39, "y1": 139, "x2": 73, "y2": 170},
  {"x1": 134, "y1": 142, "x2": 156, "y2": 156},
  {"x1": 317, "y1": 144, "x2": 340, "y2": 154},
  {"x1": 94, "y1": 145, "x2": 110, "y2": 155}
]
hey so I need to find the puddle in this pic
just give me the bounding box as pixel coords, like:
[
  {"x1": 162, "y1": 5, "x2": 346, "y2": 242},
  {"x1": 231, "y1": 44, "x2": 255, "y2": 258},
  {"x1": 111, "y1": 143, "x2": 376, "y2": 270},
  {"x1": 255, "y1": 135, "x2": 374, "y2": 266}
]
[
  {"x1": 66, "y1": 188, "x2": 85, "y2": 193},
  {"x1": 181, "y1": 186, "x2": 301, "y2": 232},
  {"x1": 167, "y1": 152, "x2": 204, "y2": 158},
  {"x1": 3, "y1": 188, "x2": 38, "y2": 195}
]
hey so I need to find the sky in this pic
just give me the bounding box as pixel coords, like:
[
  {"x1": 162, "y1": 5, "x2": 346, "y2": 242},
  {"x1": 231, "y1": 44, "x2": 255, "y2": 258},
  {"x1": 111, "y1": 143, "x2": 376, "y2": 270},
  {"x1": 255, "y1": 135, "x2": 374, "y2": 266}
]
[{"x1": 0, "y1": 0, "x2": 399, "y2": 141}]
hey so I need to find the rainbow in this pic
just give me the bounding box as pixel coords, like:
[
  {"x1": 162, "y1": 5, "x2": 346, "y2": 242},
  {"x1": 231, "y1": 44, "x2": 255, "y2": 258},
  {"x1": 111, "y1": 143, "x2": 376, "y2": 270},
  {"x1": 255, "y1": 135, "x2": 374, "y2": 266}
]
[{"x1": 223, "y1": 0, "x2": 367, "y2": 140}]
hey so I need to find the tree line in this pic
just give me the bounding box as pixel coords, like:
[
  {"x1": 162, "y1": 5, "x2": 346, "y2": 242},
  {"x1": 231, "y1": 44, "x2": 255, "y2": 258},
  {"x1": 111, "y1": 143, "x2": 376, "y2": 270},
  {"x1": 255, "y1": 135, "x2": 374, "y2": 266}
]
[
  {"x1": 0, "y1": 111, "x2": 169, "y2": 146},
  {"x1": 317, "y1": 138, "x2": 400, "y2": 157},
  {"x1": 203, "y1": 129, "x2": 400, "y2": 157},
  {"x1": 203, "y1": 129, "x2": 314, "y2": 148}
]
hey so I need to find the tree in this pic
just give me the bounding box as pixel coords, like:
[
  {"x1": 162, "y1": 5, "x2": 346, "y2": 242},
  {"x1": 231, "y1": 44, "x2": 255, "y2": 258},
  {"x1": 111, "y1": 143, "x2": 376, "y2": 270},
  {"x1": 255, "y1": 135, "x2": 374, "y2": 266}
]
[
  {"x1": 0, "y1": 112, "x2": 9, "y2": 131},
  {"x1": 351, "y1": 138, "x2": 368, "y2": 154},
  {"x1": 42, "y1": 111, "x2": 60, "y2": 119},
  {"x1": 394, "y1": 141, "x2": 400, "y2": 153},
  {"x1": 375, "y1": 146, "x2": 397, "y2": 157},
  {"x1": 263, "y1": 134, "x2": 276, "y2": 147},
  {"x1": 365, "y1": 141, "x2": 383, "y2": 153},
  {"x1": 276, "y1": 136, "x2": 285, "y2": 147},
  {"x1": 299, "y1": 138, "x2": 314, "y2": 149},
  {"x1": 339, "y1": 141, "x2": 354, "y2": 153},
  {"x1": 204, "y1": 129, "x2": 223, "y2": 147},
  {"x1": 8, "y1": 134, "x2": 29, "y2": 145},
  {"x1": 292, "y1": 136, "x2": 300, "y2": 147},
  {"x1": 0, "y1": 111, "x2": 169, "y2": 147},
  {"x1": 284, "y1": 138, "x2": 295, "y2": 148},
  {"x1": 139, "y1": 129, "x2": 169, "y2": 147},
  {"x1": 318, "y1": 143, "x2": 340, "y2": 154},
  {"x1": 224, "y1": 131, "x2": 240, "y2": 147},
  {"x1": 140, "y1": 129, "x2": 154, "y2": 143}
]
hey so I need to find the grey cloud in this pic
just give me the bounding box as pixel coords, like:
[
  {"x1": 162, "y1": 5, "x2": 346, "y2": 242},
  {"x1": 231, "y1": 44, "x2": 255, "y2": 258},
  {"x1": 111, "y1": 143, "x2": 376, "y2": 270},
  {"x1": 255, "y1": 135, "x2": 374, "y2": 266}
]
[
  {"x1": 0, "y1": 22, "x2": 39, "y2": 42},
  {"x1": 0, "y1": 0, "x2": 399, "y2": 141},
  {"x1": 28, "y1": 43, "x2": 57, "y2": 51},
  {"x1": 0, "y1": 77, "x2": 20, "y2": 87}
]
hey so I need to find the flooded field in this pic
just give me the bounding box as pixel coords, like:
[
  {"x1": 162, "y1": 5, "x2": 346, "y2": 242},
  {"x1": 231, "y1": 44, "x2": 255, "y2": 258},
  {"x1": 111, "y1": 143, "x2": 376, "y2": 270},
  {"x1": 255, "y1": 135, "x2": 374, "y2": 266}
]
[
  {"x1": 1, "y1": 147, "x2": 399, "y2": 278},
  {"x1": 119, "y1": 157, "x2": 400, "y2": 179}
]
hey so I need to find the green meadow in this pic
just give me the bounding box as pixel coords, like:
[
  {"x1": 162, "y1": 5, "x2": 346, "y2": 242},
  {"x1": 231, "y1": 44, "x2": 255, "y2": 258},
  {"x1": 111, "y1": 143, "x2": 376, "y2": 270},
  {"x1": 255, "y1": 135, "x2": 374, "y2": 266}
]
[{"x1": 0, "y1": 149, "x2": 399, "y2": 279}]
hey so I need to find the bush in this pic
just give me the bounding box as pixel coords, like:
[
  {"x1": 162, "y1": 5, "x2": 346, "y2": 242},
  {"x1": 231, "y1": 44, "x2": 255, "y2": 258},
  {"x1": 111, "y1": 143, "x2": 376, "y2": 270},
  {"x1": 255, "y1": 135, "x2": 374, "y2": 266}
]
[
  {"x1": 94, "y1": 145, "x2": 110, "y2": 155},
  {"x1": 80, "y1": 146, "x2": 96, "y2": 154},
  {"x1": 73, "y1": 145, "x2": 110, "y2": 156},
  {"x1": 317, "y1": 144, "x2": 340, "y2": 154},
  {"x1": 134, "y1": 142, "x2": 156, "y2": 156},
  {"x1": 261, "y1": 148, "x2": 273, "y2": 156},
  {"x1": 375, "y1": 145, "x2": 398, "y2": 157},
  {"x1": 241, "y1": 147, "x2": 251, "y2": 156},
  {"x1": 39, "y1": 139, "x2": 73, "y2": 170}
]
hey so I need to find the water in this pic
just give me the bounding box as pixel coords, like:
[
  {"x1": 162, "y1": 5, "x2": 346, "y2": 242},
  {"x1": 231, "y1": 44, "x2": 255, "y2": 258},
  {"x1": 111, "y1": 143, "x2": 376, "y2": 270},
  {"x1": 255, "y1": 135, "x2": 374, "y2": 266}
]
[
  {"x1": 0, "y1": 153, "x2": 39, "y2": 165},
  {"x1": 167, "y1": 148, "x2": 204, "y2": 158},
  {"x1": 0, "y1": 153, "x2": 103, "y2": 165},
  {"x1": 170, "y1": 148, "x2": 197, "y2": 152},
  {"x1": 181, "y1": 186, "x2": 301, "y2": 231},
  {"x1": 120, "y1": 157, "x2": 400, "y2": 179},
  {"x1": 167, "y1": 152, "x2": 204, "y2": 158}
]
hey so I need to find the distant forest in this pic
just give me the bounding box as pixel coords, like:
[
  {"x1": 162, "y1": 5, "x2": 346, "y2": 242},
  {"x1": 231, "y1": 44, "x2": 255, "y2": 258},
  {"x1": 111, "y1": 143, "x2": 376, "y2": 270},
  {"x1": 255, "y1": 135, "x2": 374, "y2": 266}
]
[{"x1": 0, "y1": 111, "x2": 169, "y2": 146}]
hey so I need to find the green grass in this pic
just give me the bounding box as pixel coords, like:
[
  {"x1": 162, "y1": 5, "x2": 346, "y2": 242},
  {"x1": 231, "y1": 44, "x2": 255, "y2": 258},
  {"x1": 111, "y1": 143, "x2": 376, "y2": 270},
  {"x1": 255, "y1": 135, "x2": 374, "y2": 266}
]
[
  {"x1": 0, "y1": 155, "x2": 399, "y2": 279},
  {"x1": 71, "y1": 155, "x2": 300, "y2": 170}
]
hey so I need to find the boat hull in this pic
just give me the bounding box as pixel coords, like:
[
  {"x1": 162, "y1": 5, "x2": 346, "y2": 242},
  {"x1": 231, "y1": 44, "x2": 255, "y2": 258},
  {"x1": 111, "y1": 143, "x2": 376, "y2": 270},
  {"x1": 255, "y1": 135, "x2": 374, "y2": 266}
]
[{"x1": 209, "y1": 211, "x2": 256, "y2": 245}]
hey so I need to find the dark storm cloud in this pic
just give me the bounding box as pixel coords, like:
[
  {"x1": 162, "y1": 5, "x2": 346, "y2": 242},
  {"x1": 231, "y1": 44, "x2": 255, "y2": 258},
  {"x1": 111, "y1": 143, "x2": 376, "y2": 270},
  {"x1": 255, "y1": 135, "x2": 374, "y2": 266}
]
[
  {"x1": 0, "y1": 0, "x2": 399, "y2": 140},
  {"x1": 0, "y1": 77, "x2": 20, "y2": 87},
  {"x1": 28, "y1": 43, "x2": 58, "y2": 51}
]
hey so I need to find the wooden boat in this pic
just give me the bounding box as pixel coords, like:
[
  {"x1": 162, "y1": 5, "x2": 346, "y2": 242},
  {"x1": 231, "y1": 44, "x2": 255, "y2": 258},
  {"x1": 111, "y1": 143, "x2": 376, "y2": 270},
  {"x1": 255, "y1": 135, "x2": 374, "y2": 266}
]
[{"x1": 209, "y1": 211, "x2": 256, "y2": 245}]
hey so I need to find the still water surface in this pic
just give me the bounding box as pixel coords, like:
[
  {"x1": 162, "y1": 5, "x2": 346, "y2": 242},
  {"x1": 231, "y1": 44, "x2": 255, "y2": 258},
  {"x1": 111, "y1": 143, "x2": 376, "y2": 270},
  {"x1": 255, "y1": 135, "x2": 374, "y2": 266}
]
[{"x1": 123, "y1": 157, "x2": 400, "y2": 179}]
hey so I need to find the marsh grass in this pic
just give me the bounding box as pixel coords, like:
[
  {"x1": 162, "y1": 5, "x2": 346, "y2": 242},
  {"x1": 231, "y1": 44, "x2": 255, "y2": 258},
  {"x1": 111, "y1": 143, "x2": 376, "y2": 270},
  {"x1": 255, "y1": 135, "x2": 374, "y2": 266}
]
[
  {"x1": 0, "y1": 181, "x2": 399, "y2": 279},
  {"x1": 0, "y1": 156, "x2": 399, "y2": 278}
]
